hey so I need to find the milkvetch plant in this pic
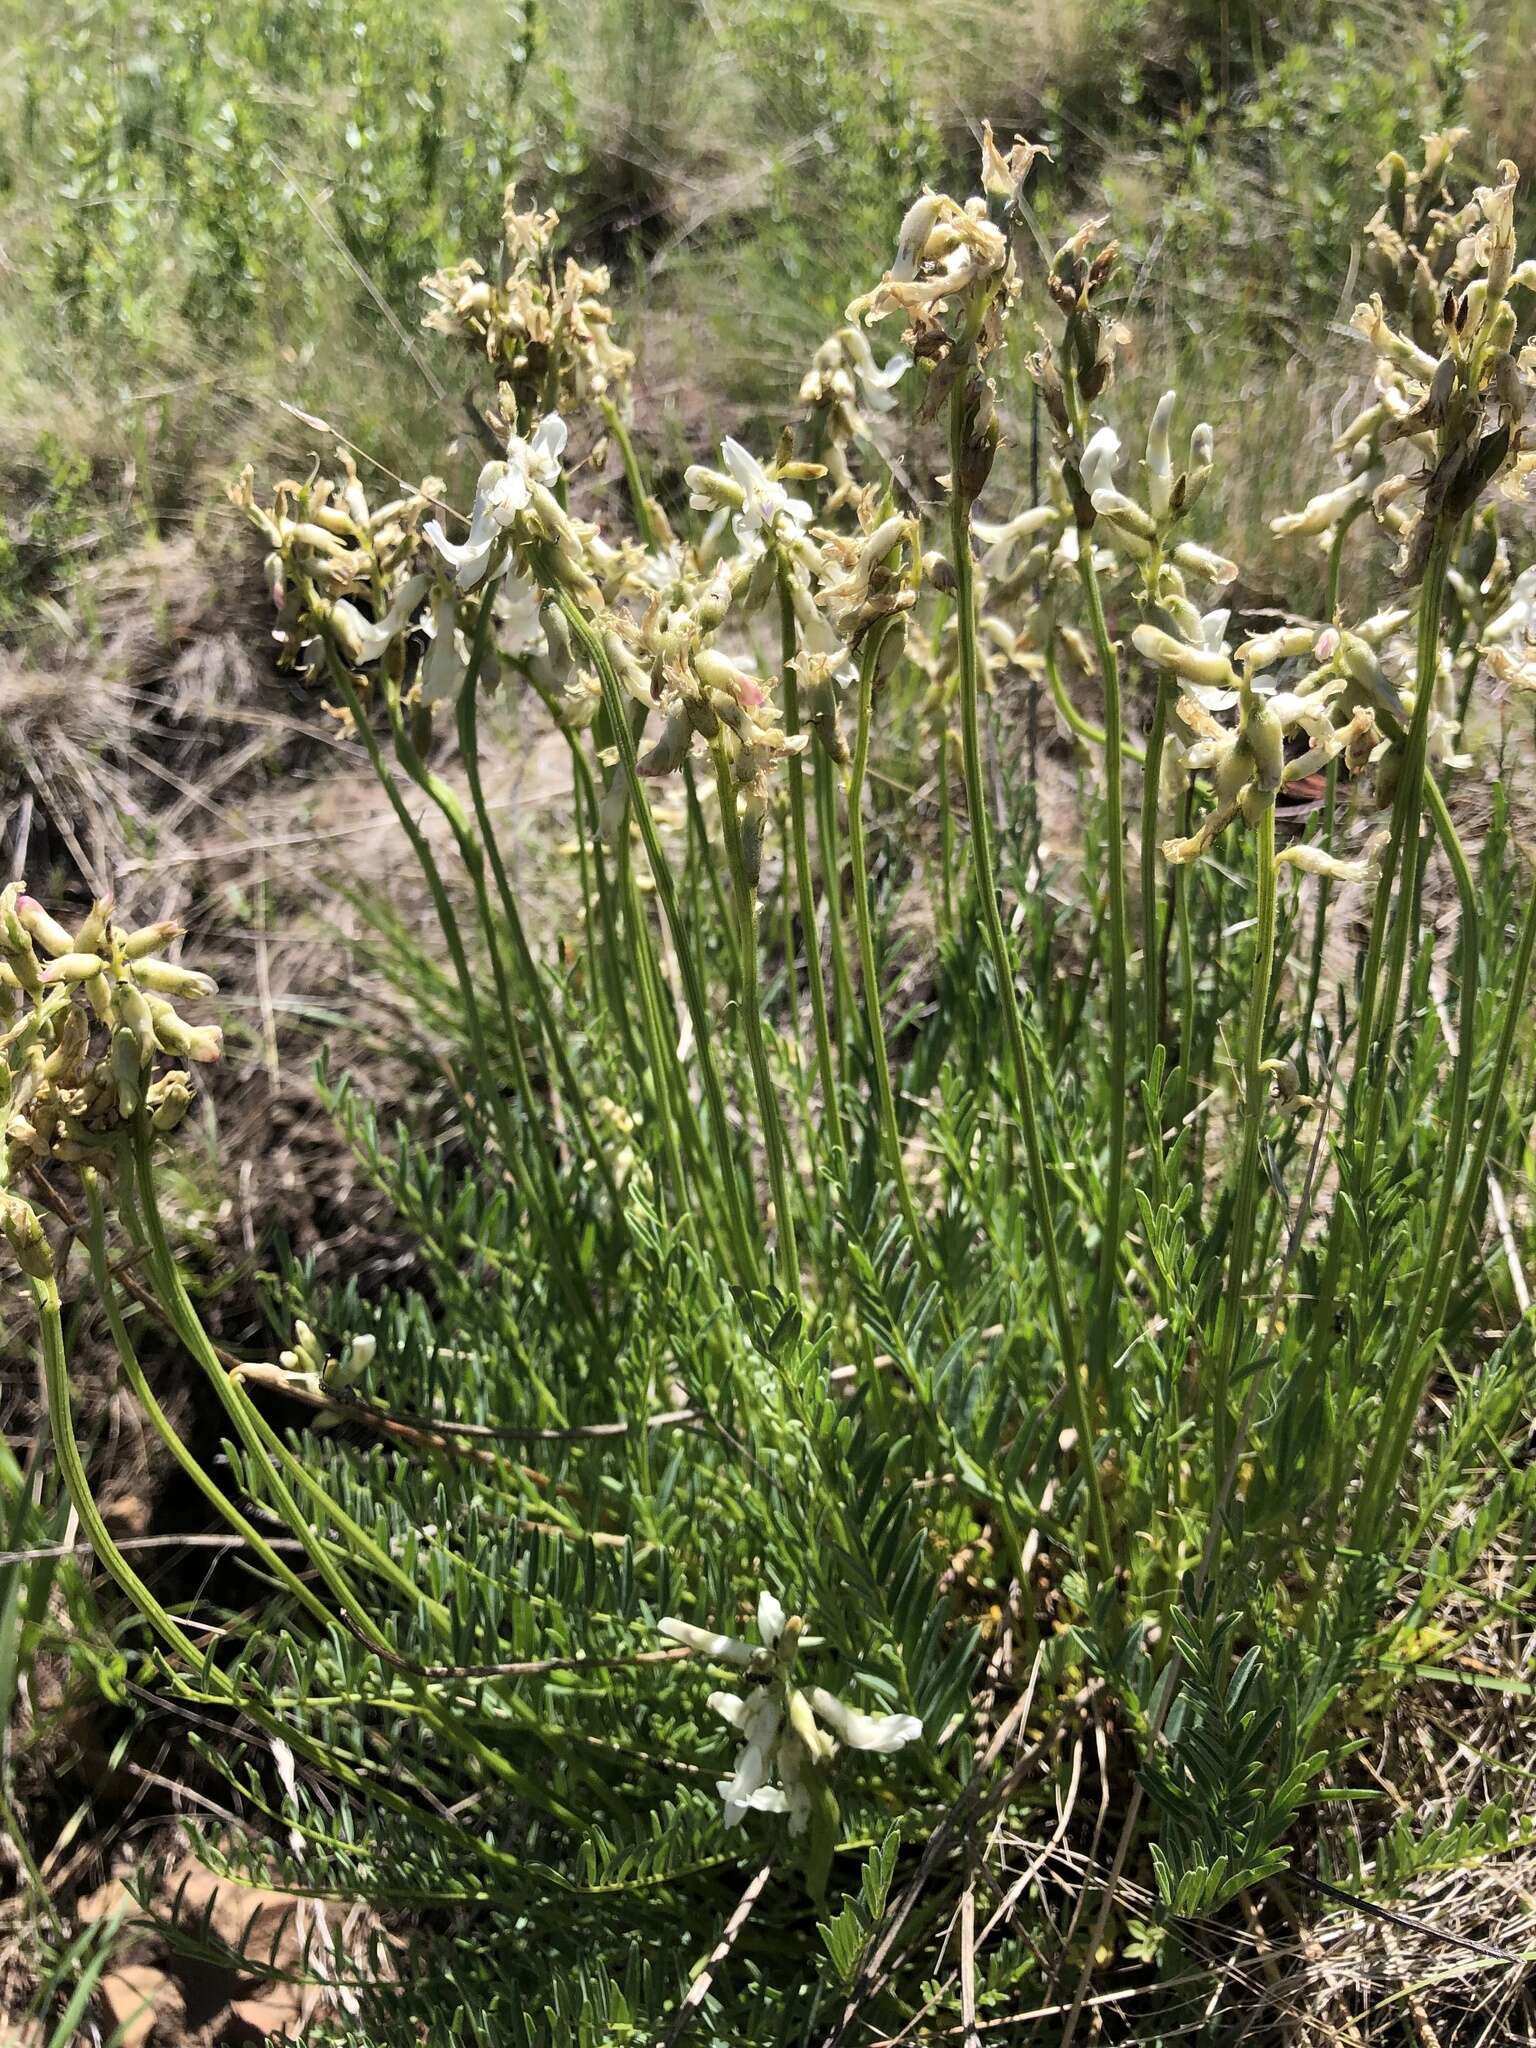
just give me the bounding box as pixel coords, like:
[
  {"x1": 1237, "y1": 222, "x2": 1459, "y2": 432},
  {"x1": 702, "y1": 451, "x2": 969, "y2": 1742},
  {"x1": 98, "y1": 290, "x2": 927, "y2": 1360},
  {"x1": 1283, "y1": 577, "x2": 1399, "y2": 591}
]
[{"x1": 11, "y1": 127, "x2": 1536, "y2": 2043}]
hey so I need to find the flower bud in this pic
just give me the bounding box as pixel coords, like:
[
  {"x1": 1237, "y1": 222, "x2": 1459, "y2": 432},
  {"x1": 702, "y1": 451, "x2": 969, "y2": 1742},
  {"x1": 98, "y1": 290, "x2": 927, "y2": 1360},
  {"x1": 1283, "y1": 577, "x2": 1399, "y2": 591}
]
[
  {"x1": 182, "y1": 1024, "x2": 224, "y2": 1065},
  {"x1": 37, "y1": 952, "x2": 114, "y2": 986},
  {"x1": 1171, "y1": 541, "x2": 1238, "y2": 586},
  {"x1": 1238, "y1": 626, "x2": 1316, "y2": 671},
  {"x1": 121, "y1": 919, "x2": 186, "y2": 961},
  {"x1": 1091, "y1": 487, "x2": 1159, "y2": 541},
  {"x1": 326, "y1": 1332, "x2": 375, "y2": 1391},
  {"x1": 133, "y1": 959, "x2": 219, "y2": 1001},
  {"x1": 15, "y1": 897, "x2": 76, "y2": 958}
]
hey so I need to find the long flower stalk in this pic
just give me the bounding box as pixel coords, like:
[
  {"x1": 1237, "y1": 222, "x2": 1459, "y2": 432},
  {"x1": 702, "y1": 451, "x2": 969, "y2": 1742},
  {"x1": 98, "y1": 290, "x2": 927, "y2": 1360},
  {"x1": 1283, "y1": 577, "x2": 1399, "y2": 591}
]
[
  {"x1": 1354, "y1": 774, "x2": 1481, "y2": 1548},
  {"x1": 710, "y1": 736, "x2": 799, "y2": 1291},
  {"x1": 844, "y1": 628, "x2": 929, "y2": 1269},
  {"x1": 1209, "y1": 801, "x2": 1279, "y2": 1473},
  {"x1": 778, "y1": 568, "x2": 845, "y2": 1167},
  {"x1": 557, "y1": 592, "x2": 761, "y2": 1286},
  {"x1": 455, "y1": 653, "x2": 622, "y2": 1211},
  {"x1": 948, "y1": 368, "x2": 1111, "y2": 1564},
  {"x1": 1076, "y1": 543, "x2": 1131, "y2": 1389},
  {"x1": 1307, "y1": 521, "x2": 1455, "y2": 1378}
]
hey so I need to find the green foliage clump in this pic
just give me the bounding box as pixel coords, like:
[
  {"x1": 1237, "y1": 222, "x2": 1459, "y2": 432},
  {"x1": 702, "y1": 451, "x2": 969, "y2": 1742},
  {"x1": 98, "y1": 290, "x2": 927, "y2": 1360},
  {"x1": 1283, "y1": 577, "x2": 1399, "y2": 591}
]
[{"x1": 8, "y1": 116, "x2": 1536, "y2": 2044}]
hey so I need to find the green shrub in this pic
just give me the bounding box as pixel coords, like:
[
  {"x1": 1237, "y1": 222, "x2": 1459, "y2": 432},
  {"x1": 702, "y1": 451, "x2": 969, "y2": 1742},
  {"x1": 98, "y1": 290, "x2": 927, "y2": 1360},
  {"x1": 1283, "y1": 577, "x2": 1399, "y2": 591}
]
[{"x1": 9, "y1": 122, "x2": 1536, "y2": 2041}]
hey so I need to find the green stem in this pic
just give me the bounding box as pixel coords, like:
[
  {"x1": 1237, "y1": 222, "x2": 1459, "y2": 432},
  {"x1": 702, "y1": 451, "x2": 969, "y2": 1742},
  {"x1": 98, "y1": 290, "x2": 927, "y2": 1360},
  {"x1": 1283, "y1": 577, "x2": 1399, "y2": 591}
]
[
  {"x1": 32, "y1": 1269, "x2": 239, "y2": 1675},
  {"x1": 1211, "y1": 800, "x2": 1279, "y2": 1477},
  {"x1": 711, "y1": 739, "x2": 799, "y2": 1292},
  {"x1": 1433, "y1": 843, "x2": 1536, "y2": 1331},
  {"x1": 1044, "y1": 629, "x2": 1146, "y2": 765},
  {"x1": 949, "y1": 376, "x2": 1111, "y2": 1564},
  {"x1": 336, "y1": 655, "x2": 597, "y2": 1337},
  {"x1": 845, "y1": 631, "x2": 929, "y2": 1267},
  {"x1": 1298, "y1": 512, "x2": 1354, "y2": 1063},
  {"x1": 1077, "y1": 544, "x2": 1131, "y2": 1387},
  {"x1": 815, "y1": 740, "x2": 857, "y2": 1071},
  {"x1": 558, "y1": 592, "x2": 760, "y2": 1285},
  {"x1": 779, "y1": 567, "x2": 845, "y2": 1167},
  {"x1": 936, "y1": 715, "x2": 956, "y2": 931},
  {"x1": 600, "y1": 398, "x2": 656, "y2": 549},
  {"x1": 82, "y1": 1176, "x2": 344, "y2": 1636},
  {"x1": 1357, "y1": 526, "x2": 1456, "y2": 1187},
  {"x1": 125, "y1": 1124, "x2": 431, "y2": 1634},
  {"x1": 456, "y1": 671, "x2": 621, "y2": 1211},
  {"x1": 1307, "y1": 523, "x2": 1455, "y2": 1376},
  {"x1": 1355, "y1": 775, "x2": 1482, "y2": 1549},
  {"x1": 1140, "y1": 672, "x2": 1170, "y2": 1079}
]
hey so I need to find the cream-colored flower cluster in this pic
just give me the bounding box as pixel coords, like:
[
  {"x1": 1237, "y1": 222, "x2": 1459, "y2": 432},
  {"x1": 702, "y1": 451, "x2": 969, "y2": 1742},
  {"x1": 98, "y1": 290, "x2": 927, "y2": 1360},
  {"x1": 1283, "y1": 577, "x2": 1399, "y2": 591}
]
[
  {"x1": 422, "y1": 185, "x2": 635, "y2": 415},
  {"x1": 1322, "y1": 151, "x2": 1531, "y2": 579},
  {"x1": 1, "y1": 884, "x2": 219, "y2": 1272}
]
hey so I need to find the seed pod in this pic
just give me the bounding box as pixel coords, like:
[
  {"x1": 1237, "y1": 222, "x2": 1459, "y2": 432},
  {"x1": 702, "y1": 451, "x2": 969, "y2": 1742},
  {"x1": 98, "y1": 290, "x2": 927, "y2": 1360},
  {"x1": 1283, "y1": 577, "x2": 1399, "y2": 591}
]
[
  {"x1": 683, "y1": 690, "x2": 721, "y2": 741},
  {"x1": 638, "y1": 702, "x2": 692, "y2": 778},
  {"x1": 411, "y1": 697, "x2": 434, "y2": 756},
  {"x1": 539, "y1": 599, "x2": 575, "y2": 681},
  {"x1": 957, "y1": 371, "x2": 1000, "y2": 503},
  {"x1": 598, "y1": 770, "x2": 630, "y2": 849},
  {"x1": 1214, "y1": 736, "x2": 1254, "y2": 805},
  {"x1": 111, "y1": 1022, "x2": 146, "y2": 1118},
  {"x1": 1, "y1": 1195, "x2": 53, "y2": 1281},
  {"x1": 1243, "y1": 697, "x2": 1286, "y2": 793},
  {"x1": 43, "y1": 1004, "x2": 90, "y2": 1081},
  {"x1": 1381, "y1": 151, "x2": 1409, "y2": 233},
  {"x1": 1181, "y1": 423, "x2": 1215, "y2": 513},
  {"x1": 148, "y1": 1071, "x2": 194, "y2": 1133}
]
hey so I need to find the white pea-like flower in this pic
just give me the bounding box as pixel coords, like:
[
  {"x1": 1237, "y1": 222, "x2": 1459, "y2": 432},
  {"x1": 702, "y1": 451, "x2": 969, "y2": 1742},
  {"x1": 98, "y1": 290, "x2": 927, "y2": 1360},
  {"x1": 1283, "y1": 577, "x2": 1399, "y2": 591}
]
[
  {"x1": 328, "y1": 573, "x2": 430, "y2": 665},
  {"x1": 658, "y1": 1590, "x2": 922, "y2": 1835},
  {"x1": 1079, "y1": 425, "x2": 1121, "y2": 499},
  {"x1": 721, "y1": 438, "x2": 814, "y2": 547},
  {"x1": 1485, "y1": 564, "x2": 1536, "y2": 643},
  {"x1": 425, "y1": 415, "x2": 568, "y2": 589},
  {"x1": 1144, "y1": 390, "x2": 1177, "y2": 521},
  {"x1": 1270, "y1": 467, "x2": 1384, "y2": 540}
]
